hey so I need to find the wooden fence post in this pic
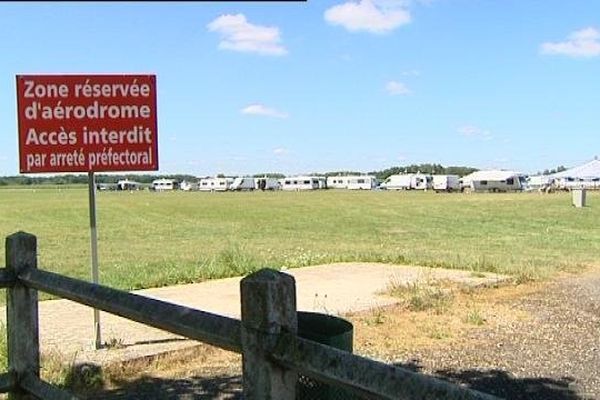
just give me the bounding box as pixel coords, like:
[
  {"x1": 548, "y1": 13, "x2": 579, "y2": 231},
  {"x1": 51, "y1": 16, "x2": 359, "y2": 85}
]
[
  {"x1": 6, "y1": 232, "x2": 40, "y2": 400},
  {"x1": 240, "y1": 269, "x2": 297, "y2": 400}
]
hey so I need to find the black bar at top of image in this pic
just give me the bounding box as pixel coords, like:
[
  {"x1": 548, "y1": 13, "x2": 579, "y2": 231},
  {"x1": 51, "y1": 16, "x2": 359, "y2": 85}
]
[
  {"x1": 63, "y1": 1, "x2": 309, "y2": 2},
  {"x1": 7, "y1": 1, "x2": 309, "y2": 3}
]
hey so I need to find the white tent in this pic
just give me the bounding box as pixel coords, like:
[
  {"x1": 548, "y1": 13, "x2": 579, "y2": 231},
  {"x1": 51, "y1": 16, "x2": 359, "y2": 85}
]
[
  {"x1": 552, "y1": 158, "x2": 600, "y2": 179},
  {"x1": 552, "y1": 158, "x2": 600, "y2": 190}
]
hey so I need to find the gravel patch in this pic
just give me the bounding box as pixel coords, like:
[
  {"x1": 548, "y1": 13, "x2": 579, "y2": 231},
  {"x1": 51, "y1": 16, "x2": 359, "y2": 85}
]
[{"x1": 396, "y1": 269, "x2": 600, "y2": 399}]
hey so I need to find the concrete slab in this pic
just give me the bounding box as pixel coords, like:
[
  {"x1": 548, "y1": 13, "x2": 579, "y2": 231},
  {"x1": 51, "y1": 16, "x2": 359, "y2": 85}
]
[{"x1": 0, "y1": 263, "x2": 508, "y2": 366}]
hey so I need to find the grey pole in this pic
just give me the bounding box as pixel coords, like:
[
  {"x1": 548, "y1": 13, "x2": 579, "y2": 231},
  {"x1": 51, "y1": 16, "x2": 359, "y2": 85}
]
[{"x1": 88, "y1": 172, "x2": 101, "y2": 349}]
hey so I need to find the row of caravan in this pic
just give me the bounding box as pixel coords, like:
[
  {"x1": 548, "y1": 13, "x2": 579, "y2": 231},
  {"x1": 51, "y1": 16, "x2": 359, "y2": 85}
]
[
  {"x1": 186, "y1": 176, "x2": 377, "y2": 191},
  {"x1": 129, "y1": 171, "x2": 594, "y2": 193},
  {"x1": 100, "y1": 160, "x2": 600, "y2": 193},
  {"x1": 186, "y1": 174, "x2": 473, "y2": 192},
  {"x1": 380, "y1": 174, "x2": 461, "y2": 191},
  {"x1": 112, "y1": 170, "x2": 527, "y2": 193},
  {"x1": 380, "y1": 171, "x2": 528, "y2": 192},
  {"x1": 192, "y1": 177, "x2": 282, "y2": 192}
]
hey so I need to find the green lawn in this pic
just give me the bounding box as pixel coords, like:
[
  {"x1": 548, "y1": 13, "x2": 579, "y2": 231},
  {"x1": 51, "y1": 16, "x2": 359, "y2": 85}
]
[{"x1": 1, "y1": 187, "x2": 598, "y2": 291}]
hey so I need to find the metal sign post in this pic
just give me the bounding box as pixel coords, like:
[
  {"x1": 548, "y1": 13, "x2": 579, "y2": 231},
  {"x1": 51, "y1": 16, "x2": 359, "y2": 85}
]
[{"x1": 88, "y1": 172, "x2": 101, "y2": 349}]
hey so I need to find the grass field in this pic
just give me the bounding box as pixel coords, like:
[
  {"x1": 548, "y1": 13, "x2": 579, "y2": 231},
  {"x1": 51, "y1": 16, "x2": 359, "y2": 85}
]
[{"x1": 1, "y1": 187, "x2": 599, "y2": 292}]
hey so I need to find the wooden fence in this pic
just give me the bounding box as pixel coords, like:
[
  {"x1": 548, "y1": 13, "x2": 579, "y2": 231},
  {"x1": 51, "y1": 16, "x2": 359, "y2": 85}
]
[{"x1": 0, "y1": 232, "x2": 500, "y2": 400}]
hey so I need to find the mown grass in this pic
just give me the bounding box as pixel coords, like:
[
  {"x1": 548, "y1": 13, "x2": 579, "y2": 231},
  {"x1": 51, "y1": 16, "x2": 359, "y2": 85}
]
[{"x1": 0, "y1": 188, "x2": 598, "y2": 294}]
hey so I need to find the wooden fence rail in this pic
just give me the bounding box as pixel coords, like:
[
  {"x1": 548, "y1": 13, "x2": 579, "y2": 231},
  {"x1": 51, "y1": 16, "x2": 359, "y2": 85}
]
[{"x1": 2, "y1": 232, "x2": 500, "y2": 400}]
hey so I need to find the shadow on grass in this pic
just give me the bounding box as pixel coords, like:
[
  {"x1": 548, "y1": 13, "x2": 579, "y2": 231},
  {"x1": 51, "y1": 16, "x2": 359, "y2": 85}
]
[
  {"x1": 82, "y1": 373, "x2": 242, "y2": 399},
  {"x1": 396, "y1": 359, "x2": 589, "y2": 400},
  {"x1": 65, "y1": 359, "x2": 589, "y2": 399}
]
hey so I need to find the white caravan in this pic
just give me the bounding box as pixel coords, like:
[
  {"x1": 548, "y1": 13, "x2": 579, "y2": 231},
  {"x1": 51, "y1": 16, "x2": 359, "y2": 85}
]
[
  {"x1": 255, "y1": 177, "x2": 281, "y2": 191},
  {"x1": 411, "y1": 174, "x2": 432, "y2": 190},
  {"x1": 380, "y1": 174, "x2": 412, "y2": 190},
  {"x1": 151, "y1": 179, "x2": 178, "y2": 191},
  {"x1": 180, "y1": 180, "x2": 199, "y2": 191},
  {"x1": 326, "y1": 176, "x2": 350, "y2": 189},
  {"x1": 347, "y1": 176, "x2": 377, "y2": 190},
  {"x1": 281, "y1": 176, "x2": 322, "y2": 191},
  {"x1": 327, "y1": 176, "x2": 376, "y2": 190},
  {"x1": 381, "y1": 174, "x2": 431, "y2": 190},
  {"x1": 432, "y1": 175, "x2": 460, "y2": 192},
  {"x1": 198, "y1": 177, "x2": 233, "y2": 192},
  {"x1": 460, "y1": 170, "x2": 523, "y2": 192},
  {"x1": 230, "y1": 177, "x2": 256, "y2": 191}
]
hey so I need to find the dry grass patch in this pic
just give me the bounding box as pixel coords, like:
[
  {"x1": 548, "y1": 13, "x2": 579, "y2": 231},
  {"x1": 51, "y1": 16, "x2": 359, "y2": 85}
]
[{"x1": 346, "y1": 280, "x2": 540, "y2": 363}]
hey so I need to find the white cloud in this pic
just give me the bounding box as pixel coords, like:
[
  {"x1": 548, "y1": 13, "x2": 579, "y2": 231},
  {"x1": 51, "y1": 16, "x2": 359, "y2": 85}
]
[
  {"x1": 324, "y1": 0, "x2": 411, "y2": 34},
  {"x1": 385, "y1": 80, "x2": 411, "y2": 95},
  {"x1": 241, "y1": 104, "x2": 289, "y2": 119},
  {"x1": 273, "y1": 148, "x2": 288, "y2": 156},
  {"x1": 540, "y1": 27, "x2": 600, "y2": 58},
  {"x1": 207, "y1": 14, "x2": 287, "y2": 56},
  {"x1": 457, "y1": 125, "x2": 493, "y2": 140}
]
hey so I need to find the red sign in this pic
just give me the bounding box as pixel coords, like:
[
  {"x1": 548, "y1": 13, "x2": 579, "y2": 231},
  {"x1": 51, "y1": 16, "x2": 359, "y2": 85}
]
[{"x1": 16, "y1": 74, "x2": 158, "y2": 173}]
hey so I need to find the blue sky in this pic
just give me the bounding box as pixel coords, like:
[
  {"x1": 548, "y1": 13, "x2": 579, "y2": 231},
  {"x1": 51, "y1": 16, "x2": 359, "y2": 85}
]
[{"x1": 1, "y1": 1, "x2": 599, "y2": 176}]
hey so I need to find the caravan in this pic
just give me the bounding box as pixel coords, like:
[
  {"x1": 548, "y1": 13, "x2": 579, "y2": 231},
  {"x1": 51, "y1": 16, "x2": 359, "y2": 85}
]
[
  {"x1": 116, "y1": 179, "x2": 143, "y2": 191},
  {"x1": 255, "y1": 177, "x2": 281, "y2": 191},
  {"x1": 281, "y1": 176, "x2": 323, "y2": 191},
  {"x1": 347, "y1": 176, "x2": 377, "y2": 190},
  {"x1": 230, "y1": 177, "x2": 256, "y2": 191},
  {"x1": 460, "y1": 170, "x2": 524, "y2": 192},
  {"x1": 151, "y1": 179, "x2": 178, "y2": 191},
  {"x1": 326, "y1": 176, "x2": 350, "y2": 189},
  {"x1": 380, "y1": 174, "x2": 412, "y2": 190},
  {"x1": 381, "y1": 174, "x2": 431, "y2": 190},
  {"x1": 198, "y1": 177, "x2": 233, "y2": 192},
  {"x1": 432, "y1": 175, "x2": 460, "y2": 192},
  {"x1": 327, "y1": 176, "x2": 376, "y2": 190},
  {"x1": 229, "y1": 177, "x2": 282, "y2": 191},
  {"x1": 180, "y1": 180, "x2": 199, "y2": 191},
  {"x1": 411, "y1": 174, "x2": 432, "y2": 190}
]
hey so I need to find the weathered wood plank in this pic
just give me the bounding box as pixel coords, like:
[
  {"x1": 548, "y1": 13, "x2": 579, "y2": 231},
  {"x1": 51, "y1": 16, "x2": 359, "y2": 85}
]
[
  {"x1": 20, "y1": 373, "x2": 78, "y2": 400},
  {"x1": 240, "y1": 269, "x2": 297, "y2": 400},
  {"x1": 271, "y1": 333, "x2": 500, "y2": 400},
  {"x1": 6, "y1": 232, "x2": 40, "y2": 400},
  {"x1": 0, "y1": 372, "x2": 17, "y2": 393},
  {"x1": 0, "y1": 268, "x2": 16, "y2": 288},
  {"x1": 18, "y1": 268, "x2": 242, "y2": 353}
]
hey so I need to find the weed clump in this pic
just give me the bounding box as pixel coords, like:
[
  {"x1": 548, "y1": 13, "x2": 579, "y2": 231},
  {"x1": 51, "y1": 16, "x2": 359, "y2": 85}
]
[{"x1": 388, "y1": 280, "x2": 453, "y2": 314}]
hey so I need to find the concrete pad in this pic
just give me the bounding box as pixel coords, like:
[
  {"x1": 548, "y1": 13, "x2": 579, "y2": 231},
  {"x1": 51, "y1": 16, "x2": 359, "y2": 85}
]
[{"x1": 0, "y1": 263, "x2": 508, "y2": 366}]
